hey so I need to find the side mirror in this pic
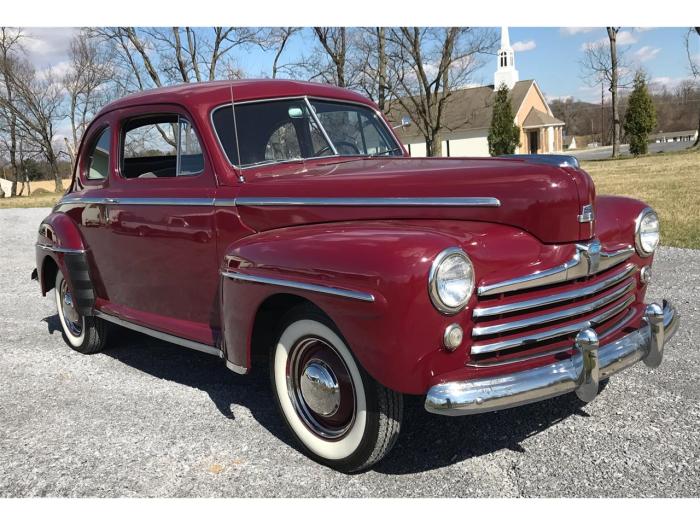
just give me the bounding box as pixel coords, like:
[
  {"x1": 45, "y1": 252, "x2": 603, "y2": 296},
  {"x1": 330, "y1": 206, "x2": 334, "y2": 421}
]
[{"x1": 393, "y1": 116, "x2": 411, "y2": 130}]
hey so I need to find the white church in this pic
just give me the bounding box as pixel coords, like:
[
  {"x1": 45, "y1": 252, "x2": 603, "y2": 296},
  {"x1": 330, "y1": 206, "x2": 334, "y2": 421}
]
[{"x1": 392, "y1": 27, "x2": 565, "y2": 157}]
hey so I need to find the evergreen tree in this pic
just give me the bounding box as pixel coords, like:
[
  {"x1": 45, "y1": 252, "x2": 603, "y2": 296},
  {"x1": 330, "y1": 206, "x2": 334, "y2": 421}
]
[
  {"x1": 623, "y1": 72, "x2": 657, "y2": 156},
  {"x1": 488, "y1": 83, "x2": 520, "y2": 156}
]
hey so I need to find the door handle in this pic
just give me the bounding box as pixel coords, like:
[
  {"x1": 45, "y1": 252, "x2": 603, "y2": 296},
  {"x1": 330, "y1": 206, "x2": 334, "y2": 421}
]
[{"x1": 104, "y1": 198, "x2": 119, "y2": 204}]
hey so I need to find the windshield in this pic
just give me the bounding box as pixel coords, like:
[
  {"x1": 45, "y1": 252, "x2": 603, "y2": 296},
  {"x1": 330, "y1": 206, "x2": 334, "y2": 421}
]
[{"x1": 212, "y1": 97, "x2": 403, "y2": 168}]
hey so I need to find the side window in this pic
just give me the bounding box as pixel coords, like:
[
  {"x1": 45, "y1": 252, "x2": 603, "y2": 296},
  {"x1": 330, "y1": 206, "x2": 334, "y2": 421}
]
[
  {"x1": 122, "y1": 115, "x2": 204, "y2": 179},
  {"x1": 86, "y1": 127, "x2": 110, "y2": 180},
  {"x1": 178, "y1": 118, "x2": 204, "y2": 175}
]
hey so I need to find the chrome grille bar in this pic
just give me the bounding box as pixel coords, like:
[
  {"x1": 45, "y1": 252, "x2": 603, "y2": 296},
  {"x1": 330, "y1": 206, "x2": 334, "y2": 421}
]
[
  {"x1": 473, "y1": 263, "x2": 637, "y2": 318},
  {"x1": 470, "y1": 295, "x2": 635, "y2": 355},
  {"x1": 477, "y1": 242, "x2": 634, "y2": 297},
  {"x1": 472, "y1": 280, "x2": 635, "y2": 337}
]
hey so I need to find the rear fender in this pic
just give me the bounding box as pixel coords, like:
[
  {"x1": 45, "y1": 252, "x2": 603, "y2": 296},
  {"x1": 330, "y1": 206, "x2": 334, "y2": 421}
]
[{"x1": 36, "y1": 212, "x2": 95, "y2": 316}]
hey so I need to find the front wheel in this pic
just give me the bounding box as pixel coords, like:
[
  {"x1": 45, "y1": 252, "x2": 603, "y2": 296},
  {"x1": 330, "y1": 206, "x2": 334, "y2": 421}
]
[
  {"x1": 55, "y1": 270, "x2": 106, "y2": 354},
  {"x1": 270, "y1": 305, "x2": 403, "y2": 473}
]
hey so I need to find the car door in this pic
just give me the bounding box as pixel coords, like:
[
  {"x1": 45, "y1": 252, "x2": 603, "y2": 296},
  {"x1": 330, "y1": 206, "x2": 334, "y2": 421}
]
[{"x1": 101, "y1": 105, "x2": 219, "y2": 346}]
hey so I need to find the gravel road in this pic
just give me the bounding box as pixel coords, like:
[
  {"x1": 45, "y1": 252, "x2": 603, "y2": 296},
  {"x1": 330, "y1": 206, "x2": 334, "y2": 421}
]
[{"x1": 1, "y1": 208, "x2": 698, "y2": 497}]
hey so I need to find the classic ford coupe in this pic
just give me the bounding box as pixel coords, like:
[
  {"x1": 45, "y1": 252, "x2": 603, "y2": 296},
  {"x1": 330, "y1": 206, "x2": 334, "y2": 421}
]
[{"x1": 34, "y1": 80, "x2": 679, "y2": 472}]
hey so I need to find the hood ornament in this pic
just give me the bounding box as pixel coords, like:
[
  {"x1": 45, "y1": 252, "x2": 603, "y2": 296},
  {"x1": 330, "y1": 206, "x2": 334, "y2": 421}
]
[{"x1": 577, "y1": 239, "x2": 602, "y2": 275}]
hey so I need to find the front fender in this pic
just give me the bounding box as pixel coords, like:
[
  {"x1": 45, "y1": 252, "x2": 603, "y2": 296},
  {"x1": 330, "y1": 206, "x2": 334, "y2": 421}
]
[
  {"x1": 220, "y1": 219, "x2": 536, "y2": 394},
  {"x1": 35, "y1": 212, "x2": 95, "y2": 315}
]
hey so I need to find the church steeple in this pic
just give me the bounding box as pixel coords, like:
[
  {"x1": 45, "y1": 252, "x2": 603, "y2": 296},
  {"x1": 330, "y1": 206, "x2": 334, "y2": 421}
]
[{"x1": 494, "y1": 26, "x2": 519, "y2": 91}]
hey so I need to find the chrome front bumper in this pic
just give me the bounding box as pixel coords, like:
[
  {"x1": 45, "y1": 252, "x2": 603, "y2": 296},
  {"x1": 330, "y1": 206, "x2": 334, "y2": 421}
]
[{"x1": 425, "y1": 300, "x2": 680, "y2": 416}]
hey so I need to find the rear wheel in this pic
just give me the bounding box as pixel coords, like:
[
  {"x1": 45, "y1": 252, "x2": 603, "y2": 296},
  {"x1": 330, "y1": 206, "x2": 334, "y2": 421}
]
[
  {"x1": 55, "y1": 270, "x2": 106, "y2": 354},
  {"x1": 270, "y1": 304, "x2": 402, "y2": 473}
]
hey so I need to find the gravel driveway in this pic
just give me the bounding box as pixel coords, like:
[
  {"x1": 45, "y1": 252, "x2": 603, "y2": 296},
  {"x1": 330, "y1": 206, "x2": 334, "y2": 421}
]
[{"x1": 1, "y1": 207, "x2": 698, "y2": 497}]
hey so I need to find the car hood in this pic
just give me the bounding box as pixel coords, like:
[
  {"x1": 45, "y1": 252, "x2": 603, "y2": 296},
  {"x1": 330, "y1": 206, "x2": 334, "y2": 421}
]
[{"x1": 235, "y1": 157, "x2": 595, "y2": 244}]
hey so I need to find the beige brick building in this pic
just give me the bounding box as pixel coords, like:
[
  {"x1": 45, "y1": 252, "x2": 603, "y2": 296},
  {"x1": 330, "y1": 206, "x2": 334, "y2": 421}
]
[{"x1": 391, "y1": 27, "x2": 565, "y2": 157}]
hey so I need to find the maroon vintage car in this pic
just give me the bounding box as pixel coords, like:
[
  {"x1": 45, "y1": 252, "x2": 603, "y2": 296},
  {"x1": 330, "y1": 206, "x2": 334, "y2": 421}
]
[{"x1": 33, "y1": 79, "x2": 679, "y2": 472}]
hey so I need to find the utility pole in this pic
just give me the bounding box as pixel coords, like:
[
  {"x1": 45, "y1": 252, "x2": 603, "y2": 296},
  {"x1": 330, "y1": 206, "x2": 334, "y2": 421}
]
[{"x1": 601, "y1": 82, "x2": 605, "y2": 146}]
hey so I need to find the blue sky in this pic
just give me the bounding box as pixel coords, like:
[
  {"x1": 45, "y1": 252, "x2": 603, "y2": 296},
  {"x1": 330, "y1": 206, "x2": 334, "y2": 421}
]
[{"x1": 22, "y1": 26, "x2": 700, "y2": 105}]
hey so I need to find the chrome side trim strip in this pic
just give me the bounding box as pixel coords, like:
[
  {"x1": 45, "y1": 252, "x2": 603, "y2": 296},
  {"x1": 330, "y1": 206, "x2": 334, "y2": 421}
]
[
  {"x1": 56, "y1": 196, "x2": 501, "y2": 208},
  {"x1": 470, "y1": 295, "x2": 634, "y2": 355},
  {"x1": 473, "y1": 264, "x2": 637, "y2": 318},
  {"x1": 477, "y1": 242, "x2": 634, "y2": 297},
  {"x1": 95, "y1": 311, "x2": 222, "y2": 358},
  {"x1": 35, "y1": 243, "x2": 87, "y2": 254},
  {"x1": 221, "y1": 271, "x2": 375, "y2": 303},
  {"x1": 234, "y1": 197, "x2": 501, "y2": 207},
  {"x1": 472, "y1": 281, "x2": 635, "y2": 337}
]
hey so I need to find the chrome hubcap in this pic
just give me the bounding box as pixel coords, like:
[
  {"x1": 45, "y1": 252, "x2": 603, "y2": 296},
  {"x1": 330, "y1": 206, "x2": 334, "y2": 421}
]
[
  {"x1": 59, "y1": 280, "x2": 82, "y2": 337},
  {"x1": 286, "y1": 337, "x2": 356, "y2": 440},
  {"x1": 300, "y1": 360, "x2": 340, "y2": 417}
]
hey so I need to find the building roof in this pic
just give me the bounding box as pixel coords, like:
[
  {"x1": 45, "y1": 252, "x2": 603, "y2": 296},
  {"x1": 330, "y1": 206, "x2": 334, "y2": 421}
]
[
  {"x1": 390, "y1": 80, "x2": 537, "y2": 142},
  {"x1": 522, "y1": 107, "x2": 564, "y2": 128}
]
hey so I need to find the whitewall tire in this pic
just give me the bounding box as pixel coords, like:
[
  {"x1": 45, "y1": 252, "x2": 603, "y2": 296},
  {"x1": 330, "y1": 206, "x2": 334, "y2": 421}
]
[
  {"x1": 55, "y1": 270, "x2": 106, "y2": 354},
  {"x1": 270, "y1": 304, "x2": 402, "y2": 473}
]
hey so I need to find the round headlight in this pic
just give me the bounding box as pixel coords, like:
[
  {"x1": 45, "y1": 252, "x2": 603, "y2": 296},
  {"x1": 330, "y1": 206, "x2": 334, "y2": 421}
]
[
  {"x1": 429, "y1": 248, "x2": 474, "y2": 314},
  {"x1": 635, "y1": 208, "x2": 660, "y2": 257}
]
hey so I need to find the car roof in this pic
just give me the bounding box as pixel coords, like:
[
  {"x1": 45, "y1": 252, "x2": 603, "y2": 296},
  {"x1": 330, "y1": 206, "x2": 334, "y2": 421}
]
[{"x1": 96, "y1": 79, "x2": 377, "y2": 118}]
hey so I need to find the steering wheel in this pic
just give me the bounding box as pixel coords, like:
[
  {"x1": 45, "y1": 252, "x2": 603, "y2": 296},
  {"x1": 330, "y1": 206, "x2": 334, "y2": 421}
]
[{"x1": 314, "y1": 141, "x2": 361, "y2": 157}]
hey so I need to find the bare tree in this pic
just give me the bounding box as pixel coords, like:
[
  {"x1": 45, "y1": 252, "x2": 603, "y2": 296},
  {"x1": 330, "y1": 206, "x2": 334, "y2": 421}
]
[
  {"x1": 63, "y1": 31, "x2": 114, "y2": 170},
  {"x1": 581, "y1": 28, "x2": 632, "y2": 157},
  {"x1": 0, "y1": 52, "x2": 66, "y2": 192},
  {"x1": 312, "y1": 27, "x2": 348, "y2": 87},
  {"x1": 89, "y1": 27, "x2": 263, "y2": 91},
  {"x1": 352, "y1": 28, "x2": 393, "y2": 112},
  {"x1": 0, "y1": 28, "x2": 23, "y2": 196},
  {"x1": 265, "y1": 27, "x2": 301, "y2": 79},
  {"x1": 384, "y1": 27, "x2": 496, "y2": 157},
  {"x1": 685, "y1": 27, "x2": 700, "y2": 147}
]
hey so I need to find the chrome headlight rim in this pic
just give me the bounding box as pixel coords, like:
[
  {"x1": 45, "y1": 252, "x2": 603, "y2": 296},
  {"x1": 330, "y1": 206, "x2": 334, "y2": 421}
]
[
  {"x1": 635, "y1": 207, "x2": 660, "y2": 258},
  {"x1": 428, "y1": 247, "x2": 474, "y2": 315}
]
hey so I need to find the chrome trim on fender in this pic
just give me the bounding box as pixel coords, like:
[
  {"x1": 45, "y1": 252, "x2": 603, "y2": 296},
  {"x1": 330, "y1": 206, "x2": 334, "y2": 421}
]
[
  {"x1": 473, "y1": 263, "x2": 637, "y2": 318},
  {"x1": 221, "y1": 271, "x2": 376, "y2": 303},
  {"x1": 425, "y1": 300, "x2": 679, "y2": 415},
  {"x1": 95, "y1": 311, "x2": 223, "y2": 358},
  {"x1": 234, "y1": 196, "x2": 501, "y2": 208},
  {"x1": 477, "y1": 241, "x2": 634, "y2": 296},
  {"x1": 35, "y1": 243, "x2": 87, "y2": 254}
]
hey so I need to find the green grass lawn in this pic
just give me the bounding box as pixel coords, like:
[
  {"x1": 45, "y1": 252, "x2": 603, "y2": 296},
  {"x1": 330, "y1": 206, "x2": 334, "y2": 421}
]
[{"x1": 582, "y1": 147, "x2": 700, "y2": 250}]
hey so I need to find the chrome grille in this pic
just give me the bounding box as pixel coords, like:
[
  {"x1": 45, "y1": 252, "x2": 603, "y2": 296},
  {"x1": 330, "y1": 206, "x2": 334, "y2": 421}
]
[{"x1": 470, "y1": 243, "x2": 637, "y2": 363}]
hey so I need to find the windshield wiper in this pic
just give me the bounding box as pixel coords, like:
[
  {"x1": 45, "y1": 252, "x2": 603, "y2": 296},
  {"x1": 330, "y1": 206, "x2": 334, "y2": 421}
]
[{"x1": 242, "y1": 157, "x2": 304, "y2": 168}]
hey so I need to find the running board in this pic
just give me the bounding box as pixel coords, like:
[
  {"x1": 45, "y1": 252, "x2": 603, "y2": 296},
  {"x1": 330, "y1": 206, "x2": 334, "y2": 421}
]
[{"x1": 95, "y1": 311, "x2": 249, "y2": 374}]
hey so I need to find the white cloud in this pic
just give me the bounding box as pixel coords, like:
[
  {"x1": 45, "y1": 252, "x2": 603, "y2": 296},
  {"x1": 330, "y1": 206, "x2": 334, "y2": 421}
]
[
  {"x1": 21, "y1": 27, "x2": 79, "y2": 68},
  {"x1": 633, "y1": 46, "x2": 661, "y2": 62},
  {"x1": 581, "y1": 30, "x2": 638, "y2": 51},
  {"x1": 616, "y1": 31, "x2": 638, "y2": 45},
  {"x1": 649, "y1": 76, "x2": 695, "y2": 90},
  {"x1": 560, "y1": 27, "x2": 596, "y2": 35},
  {"x1": 634, "y1": 27, "x2": 655, "y2": 32},
  {"x1": 512, "y1": 40, "x2": 536, "y2": 52}
]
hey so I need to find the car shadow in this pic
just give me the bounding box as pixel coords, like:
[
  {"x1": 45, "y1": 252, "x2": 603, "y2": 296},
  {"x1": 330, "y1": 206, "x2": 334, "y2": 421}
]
[
  {"x1": 373, "y1": 392, "x2": 595, "y2": 475},
  {"x1": 42, "y1": 314, "x2": 603, "y2": 475}
]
